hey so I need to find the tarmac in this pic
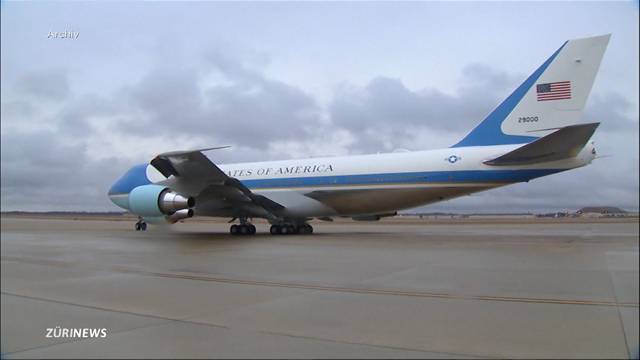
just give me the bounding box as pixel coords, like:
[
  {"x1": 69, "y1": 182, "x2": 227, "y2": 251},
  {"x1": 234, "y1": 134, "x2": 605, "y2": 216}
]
[{"x1": 1, "y1": 215, "x2": 638, "y2": 358}]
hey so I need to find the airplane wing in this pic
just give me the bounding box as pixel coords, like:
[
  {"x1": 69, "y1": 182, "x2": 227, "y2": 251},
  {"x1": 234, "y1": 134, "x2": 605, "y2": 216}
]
[
  {"x1": 150, "y1": 148, "x2": 284, "y2": 221},
  {"x1": 483, "y1": 123, "x2": 599, "y2": 166}
]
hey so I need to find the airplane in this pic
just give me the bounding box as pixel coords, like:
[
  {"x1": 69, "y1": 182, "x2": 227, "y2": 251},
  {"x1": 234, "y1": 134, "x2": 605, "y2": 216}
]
[{"x1": 108, "y1": 34, "x2": 610, "y2": 235}]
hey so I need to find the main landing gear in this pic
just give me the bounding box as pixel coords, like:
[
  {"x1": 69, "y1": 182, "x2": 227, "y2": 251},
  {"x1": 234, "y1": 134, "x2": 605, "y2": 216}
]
[
  {"x1": 270, "y1": 223, "x2": 313, "y2": 235},
  {"x1": 230, "y1": 223, "x2": 256, "y2": 235},
  {"x1": 229, "y1": 217, "x2": 256, "y2": 235},
  {"x1": 135, "y1": 218, "x2": 147, "y2": 231},
  {"x1": 228, "y1": 216, "x2": 314, "y2": 236}
]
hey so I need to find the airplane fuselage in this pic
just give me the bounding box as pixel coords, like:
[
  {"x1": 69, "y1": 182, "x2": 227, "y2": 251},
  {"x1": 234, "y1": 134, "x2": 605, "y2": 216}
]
[{"x1": 130, "y1": 142, "x2": 595, "y2": 219}]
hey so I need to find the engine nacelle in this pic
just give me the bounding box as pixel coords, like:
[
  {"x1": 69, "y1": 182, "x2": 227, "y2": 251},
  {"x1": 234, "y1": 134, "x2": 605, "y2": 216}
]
[
  {"x1": 143, "y1": 209, "x2": 194, "y2": 224},
  {"x1": 166, "y1": 209, "x2": 194, "y2": 223},
  {"x1": 128, "y1": 184, "x2": 195, "y2": 217}
]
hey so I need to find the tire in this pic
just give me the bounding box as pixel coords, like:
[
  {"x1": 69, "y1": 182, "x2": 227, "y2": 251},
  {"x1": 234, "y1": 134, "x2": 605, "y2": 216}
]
[
  {"x1": 307, "y1": 225, "x2": 313, "y2": 234},
  {"x1": 239, "y1": 225, "x2": 249, "y2": 235},
  {"x1": 135, "y1": 223, "x2": 141, "y2": 231},
  {"x1": 249, "y1": 225, "x2": 256, "y2": 234},
  {"x1": 280, "y1": 225, "x2": 289, "y2": 235},
  {"x1": 141, "y1": 223, "x2": 147, "y2": 231},
  {"x1": 230, "y1": 224, "x2": 238, "y2": 235},
  {"x1": 270, "y1": 225, "x2": 279, "y2": 235}
]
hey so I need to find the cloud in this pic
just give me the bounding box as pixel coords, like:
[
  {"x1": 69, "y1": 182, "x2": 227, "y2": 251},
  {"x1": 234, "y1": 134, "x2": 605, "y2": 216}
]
[
  {"x1": 14, "y1": 70, "x2": 70, "y2": 101},
  {"x1": 1, "y1": 46, "x2": 638, "y2": 213},
  {"x1": 94, "y1": 50, "x2": 328, "y2": 151},
  {"x1": 326, "y1": 64, "x2": 523, "y2": 153},
  {"x1": 585, "y1": 92, "x2": 638, "y2": 132},
  {"x1": 0, "y1": 129, "x2": 131, "y2": 211}
]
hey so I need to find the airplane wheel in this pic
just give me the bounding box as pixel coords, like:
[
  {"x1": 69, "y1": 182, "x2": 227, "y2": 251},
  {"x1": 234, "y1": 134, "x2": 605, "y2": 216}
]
[
  {"x1": 140, "y1": 222, "x2": 147, "y2": 231},
  {"x1": 135, "y1": 223, "x2": 141, "y2": 231},
  {"x1": 287, "y1": 225, "x2": 297, "y2": 234},
  {"x1": 303, "y1": 224, "x2": 313, "y2": 234},
  {"x1": 269, "y1": 224, "x2": 300, "y2": 235},
  {"x1": 231, "y1": 224, "x2": 256, "y2": 236}
]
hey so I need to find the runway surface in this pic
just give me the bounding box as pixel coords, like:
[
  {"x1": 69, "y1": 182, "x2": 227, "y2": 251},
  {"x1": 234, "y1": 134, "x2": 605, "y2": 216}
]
[{"x1": 1, "y1": 216, "x2": 638, "y2": 358}]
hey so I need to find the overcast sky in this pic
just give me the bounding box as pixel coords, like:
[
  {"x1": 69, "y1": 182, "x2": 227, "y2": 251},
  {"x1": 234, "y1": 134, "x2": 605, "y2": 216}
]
[{"x1": 1, "y1": 1, "x2": 638, "y2": 213}]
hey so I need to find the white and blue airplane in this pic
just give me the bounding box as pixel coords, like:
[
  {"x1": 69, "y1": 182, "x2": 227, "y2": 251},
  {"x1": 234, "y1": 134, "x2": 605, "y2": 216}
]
[{"x1": 109, "y1": 34, "x2": 610, "y2": 235}]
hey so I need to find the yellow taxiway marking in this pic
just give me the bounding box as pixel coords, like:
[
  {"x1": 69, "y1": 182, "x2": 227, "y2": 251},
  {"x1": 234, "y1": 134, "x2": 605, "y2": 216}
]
[{"x1": 3, "y1": 255, "x2": 638, "y2": 308}]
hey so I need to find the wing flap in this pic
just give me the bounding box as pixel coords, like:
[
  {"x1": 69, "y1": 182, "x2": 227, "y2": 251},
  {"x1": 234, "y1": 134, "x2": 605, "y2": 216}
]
[{"x1": 484, "y1": 122, "x2": 599, "y2": 166}]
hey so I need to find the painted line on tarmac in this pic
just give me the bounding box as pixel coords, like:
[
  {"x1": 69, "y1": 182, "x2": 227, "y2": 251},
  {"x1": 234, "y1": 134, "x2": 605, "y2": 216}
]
[
  {"x1": 3, "y1": 255, "x2": 639, "y2": 308},
  {"x1": 123, "y1": 269, "x2": 640, "y2": 308}
]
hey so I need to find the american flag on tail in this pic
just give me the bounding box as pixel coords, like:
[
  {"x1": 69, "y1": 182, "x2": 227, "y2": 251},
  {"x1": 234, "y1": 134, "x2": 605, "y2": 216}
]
[{"x1": 536, "y1": 81, "x2": 571, "y2": 101}]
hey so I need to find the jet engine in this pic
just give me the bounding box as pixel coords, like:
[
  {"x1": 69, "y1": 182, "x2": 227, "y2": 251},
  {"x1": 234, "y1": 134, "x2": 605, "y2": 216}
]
[
  {"x1": 142, "y1": 209, "x2": 194, "y2": 224},
  {"x1": 128, "y1": 184, "x2": 195, "y2": 218}
]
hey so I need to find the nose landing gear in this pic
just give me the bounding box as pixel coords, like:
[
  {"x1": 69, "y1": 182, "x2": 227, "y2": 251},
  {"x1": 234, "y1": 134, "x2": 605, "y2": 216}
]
[{"x1": 135, "y1": 218, "x2": 147, "y2": 231}]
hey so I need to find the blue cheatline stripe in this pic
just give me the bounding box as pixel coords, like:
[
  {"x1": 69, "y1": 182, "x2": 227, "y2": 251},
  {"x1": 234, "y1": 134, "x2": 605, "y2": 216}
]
[
  {"x1": 241, "y1": 169, "x2": 567, "y2": 189},
  {"x1": 108, "y1": 164, "x2": 150, "y2": 195},
  {"x1": 451, "y1": 41, "x2": 568, "y2": 148}
]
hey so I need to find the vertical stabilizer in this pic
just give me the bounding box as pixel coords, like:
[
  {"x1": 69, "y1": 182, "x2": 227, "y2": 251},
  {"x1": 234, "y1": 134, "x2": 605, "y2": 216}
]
[{"x1": 452, "y1": 34, "x2": 610, "y2": 148}]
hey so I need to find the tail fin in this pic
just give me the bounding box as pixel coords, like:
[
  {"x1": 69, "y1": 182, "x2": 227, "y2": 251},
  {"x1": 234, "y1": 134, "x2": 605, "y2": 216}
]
[{"x1": 452, "y1": 34, "x2": 610, "y2": 148}]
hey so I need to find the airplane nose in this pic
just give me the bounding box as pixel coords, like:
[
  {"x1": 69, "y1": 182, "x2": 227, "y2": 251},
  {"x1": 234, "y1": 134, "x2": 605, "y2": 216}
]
[
  {"x1": 107, "y1": 183, "x2": 117, "y2": 197},
  {"x1": 108, "y1": 164, "x2": 151, "y2": 210},
  {"x1": 108, "y1": 187, "x2": 130, "y2": 210}
]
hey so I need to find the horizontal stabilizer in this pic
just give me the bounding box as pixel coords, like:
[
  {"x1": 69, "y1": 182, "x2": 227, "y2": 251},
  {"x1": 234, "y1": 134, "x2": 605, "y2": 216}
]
[{"x1": 484, "y1": 123, "x2": 599, "y2": 166}]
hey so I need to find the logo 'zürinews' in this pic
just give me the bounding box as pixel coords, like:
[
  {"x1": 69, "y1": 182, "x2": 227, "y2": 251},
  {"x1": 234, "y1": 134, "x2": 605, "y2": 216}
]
[{"x1": 45, "y1": 327, "x2": 107, "y2": 338}]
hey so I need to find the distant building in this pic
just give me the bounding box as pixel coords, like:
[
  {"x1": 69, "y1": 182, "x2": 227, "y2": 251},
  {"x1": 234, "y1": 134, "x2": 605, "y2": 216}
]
[{"x1": 536, "y1": 212, "x2": 569, "y2": 218}]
